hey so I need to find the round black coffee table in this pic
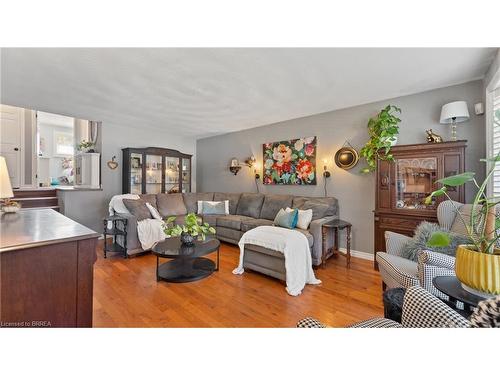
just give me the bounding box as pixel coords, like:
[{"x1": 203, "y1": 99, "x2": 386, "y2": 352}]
[
  {"x1": 433, "y1": 275, "x2": 485, "y2": 316},
  {"x1": 152, "y1": 237, "x2": 220, "y2": 283}
]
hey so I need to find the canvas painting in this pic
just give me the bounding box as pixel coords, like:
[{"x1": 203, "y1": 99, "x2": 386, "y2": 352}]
[{"x1": 263, "y1": 136, "x2": 317, "y2": 185}]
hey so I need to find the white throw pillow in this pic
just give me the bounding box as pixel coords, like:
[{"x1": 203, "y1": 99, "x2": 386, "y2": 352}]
[
  {"x1": 197, "y1": 200, "x2": 229, "y2": 214},
  {"x1": 286, "y1": 207, "x2": 313, "y2": 230},
  {"x1": 109, "y1": 194, "x2": 140, "y2": 215},
  {"x1": 146, "y1": 202, "x2": 162, "y2": 220}
]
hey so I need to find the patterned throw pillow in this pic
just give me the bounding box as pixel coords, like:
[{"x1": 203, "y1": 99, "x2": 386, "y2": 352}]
[
  {"x1": 198, "y1": 200, "x2": 229, "y2": 215},
  {"x1": 273, "y1": 208, "x2": 299, "y2": 229},
  {"x1": 286, "y1": 207, "x2": 313, "y2": 229}
]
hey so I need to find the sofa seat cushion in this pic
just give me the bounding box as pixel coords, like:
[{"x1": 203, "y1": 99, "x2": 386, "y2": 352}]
[
  {"x1": 183, "y1": 192, "x2": 214, "y2": 213},
  {"x1": 259, "y1": 194, "x2": 293, "y2": 220},
  {"x1": 294, "y1": 228, "x2": 314, "y2": 247},
  {"x1": 214, "y1": 192, "x2": 241, "y2": 215},
  {"x1": 216, "y1": 227, "x2": 243, "y2": 242},
  {"x1": 157, "y1": 193, "x2": 188, "y2": 218},
  {"x1": 240, "y1": 218, "x2": 273, "y2": 232},
  {"x1": 236, "y1": 193, "x2": 265, "y2": 219},
  {"x1": 201, "y1": 214, "x2": 225, "y2": 227},
  {"x1": 216, "y1": 215, "x2": 247, "y2": 230}
]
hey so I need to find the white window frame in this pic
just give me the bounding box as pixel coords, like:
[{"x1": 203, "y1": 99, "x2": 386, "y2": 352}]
[{"x1": 486, "y1": 67, "x2": 500, "y2": 196}]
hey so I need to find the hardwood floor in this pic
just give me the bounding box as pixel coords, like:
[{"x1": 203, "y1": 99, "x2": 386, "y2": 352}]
[{"x1": 93, "y1": 241, "x2": 383, "y2": 327}]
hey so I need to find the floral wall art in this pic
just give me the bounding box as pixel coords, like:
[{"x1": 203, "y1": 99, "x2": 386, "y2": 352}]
[{"x1": 263, "y1": 136, "x2": 317, "y2": 185}]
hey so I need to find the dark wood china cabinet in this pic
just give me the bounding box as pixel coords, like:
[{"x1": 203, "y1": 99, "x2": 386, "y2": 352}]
[
  {"x1": 374, "y1": 141, "x2": 466, "y2": 268},
  {"x1": 122, "y1": 147, "x2": 192, "y2": 194}
]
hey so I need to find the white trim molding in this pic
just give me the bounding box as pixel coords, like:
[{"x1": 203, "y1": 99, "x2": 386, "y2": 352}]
[{"x1": 338, "y1": 247, "x2": 374, "y2": 261}]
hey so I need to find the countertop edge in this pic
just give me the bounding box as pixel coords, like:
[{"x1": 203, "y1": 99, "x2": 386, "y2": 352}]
[{"x1": 0, "y1": 232, "x2": 100, "y2": 253}]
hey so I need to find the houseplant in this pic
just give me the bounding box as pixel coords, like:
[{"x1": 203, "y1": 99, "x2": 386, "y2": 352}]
[
  {"x1": 163, "y1": 213, "x2": 216, "y2": 246},
  {"x1": 77, "y1": 140, "x2": 96, "y2": 153},
  {"x1": 359, "y1": 105, "x2": 402, "y2": 173},
  {"x1": 425, "y1": 154, "x2": 500, "y2": 296}
]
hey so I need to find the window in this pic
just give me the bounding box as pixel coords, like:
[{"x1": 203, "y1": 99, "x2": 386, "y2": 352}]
[
  {"x1": 54, "y1": 131, "x2": 74, "y2": 156},
  {"x1": 491, "y1": 87, "x2": 500, "y2": 196}
]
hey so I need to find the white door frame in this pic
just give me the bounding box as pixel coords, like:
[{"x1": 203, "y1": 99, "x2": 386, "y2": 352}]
[{"x1": 485, "y1": 67, "x2": 500, "y2": 196}]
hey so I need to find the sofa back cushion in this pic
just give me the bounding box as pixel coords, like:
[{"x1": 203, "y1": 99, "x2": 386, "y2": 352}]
[
  {"x1": 236, "y1": 193, "x2": 265, "y2": 219},
  {"x1": 259, "y1": 194, "x2": 293, "y2": 220},
  {"x1": 157, "y1": 193, "x2": 188, "y2": 218},
  {"x1": 123, "y1": 198, "x2": 152, "y2": 221},
  {"x1": 292, "y1": 196, "x2": 338, "y2": 220},
  {"x1": 182, "y1": 192, "x2": 214, "y2": 213},
  {"x1": 214, "y1": 192, "x2": 241, "y2": 215}
]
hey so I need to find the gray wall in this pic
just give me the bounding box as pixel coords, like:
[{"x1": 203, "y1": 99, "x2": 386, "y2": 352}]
[
  {"x1": 197, "y1": 80, "x2": 486, "y2": 255},
  {"x1": 58, "y1": 122, "x2": 196, "y2": 232}
]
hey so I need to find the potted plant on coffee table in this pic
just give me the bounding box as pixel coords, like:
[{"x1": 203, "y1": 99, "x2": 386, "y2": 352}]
[
  {"x1": 425, "y1": 154, "x2": 500, "y2": 297},
  {"x1": 163, "y1": 213, "x2": 216, "y2": 246},
  {"x1": 359, "y1": 105, "x2": 402, "y2": 174}
]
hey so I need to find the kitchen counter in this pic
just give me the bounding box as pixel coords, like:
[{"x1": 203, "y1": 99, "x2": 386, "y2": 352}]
[{"x1": 0, "y1": 208, "x2": 99, "y2": 252}]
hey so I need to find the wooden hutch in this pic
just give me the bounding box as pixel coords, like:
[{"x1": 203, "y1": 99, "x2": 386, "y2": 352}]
[
  {"x1": 122, "y1": 147, "x2": 192, "y2": 194},
  {"x1": 374, "y1": 140, "x2": 467, "y2": 267}
]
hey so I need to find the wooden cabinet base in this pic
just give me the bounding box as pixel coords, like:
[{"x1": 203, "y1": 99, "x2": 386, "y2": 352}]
[{"x1": 0, "y1": 238, "x2": 97, "y2": 328}]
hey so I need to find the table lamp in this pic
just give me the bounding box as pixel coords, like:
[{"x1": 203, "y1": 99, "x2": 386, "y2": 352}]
[
  {"x1": 439, "y1": 101, "x2": 470, "y2": 141},
  {"x1": 0, "y1": 156, "x2": 19, "y2": 213}
]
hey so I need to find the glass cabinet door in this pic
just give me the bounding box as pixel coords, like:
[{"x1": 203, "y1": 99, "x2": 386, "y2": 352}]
[
  {"x1": 395, "y1": 157, "x2": 438, "y2": 210},
  {"x1": 145, "y1": 154, "x2": 162, "y2": 194},
  {"x1": 129, "y1": 152, "x2": 143, "y2": 194},
  {"x1": 165, "y1": 156, "x2": 180, "y2": 194},
  {"x1": 181, "y1": 158, "x2": 191, "y2": 193}
]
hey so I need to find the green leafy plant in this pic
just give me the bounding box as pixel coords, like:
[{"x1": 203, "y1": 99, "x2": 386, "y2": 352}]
[
  {"x1": 162, "y1": 213, "x2": 216, "y2": 241},
  {"x1": 359, "y1": 105, "x2": 402, "y2": 173},
  {"x1": 77, "y1": 140, "x2": 95, "y2": 152},
  {"x1": 425, "y1": 153, "x2": 500, "y2": 255}
]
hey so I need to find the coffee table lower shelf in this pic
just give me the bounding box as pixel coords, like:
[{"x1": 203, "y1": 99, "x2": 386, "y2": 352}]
[{"x1": 156, "y1": 257, "x2": 217, "y2": 283}]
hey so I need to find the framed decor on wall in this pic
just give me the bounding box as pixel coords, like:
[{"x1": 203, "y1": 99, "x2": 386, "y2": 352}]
[{"x1": 263, "y1": 136, "x2": 317, "y2": 185}]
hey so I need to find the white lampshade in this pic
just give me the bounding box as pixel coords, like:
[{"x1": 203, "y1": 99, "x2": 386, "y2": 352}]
[
  {"x1": 440, "y1": 101, "x2": 470, "y2": 124},
  {"x1": 0, "y1": 156, "x2": 14, "y2": 199}
]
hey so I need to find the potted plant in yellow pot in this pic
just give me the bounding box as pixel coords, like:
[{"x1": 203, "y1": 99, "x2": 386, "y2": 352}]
[{"x1": 425, "y1": 155, "x2": 500, "y2": 297}]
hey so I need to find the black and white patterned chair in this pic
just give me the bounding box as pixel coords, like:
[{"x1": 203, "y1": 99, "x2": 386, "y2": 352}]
[
  {"x1": 297, "y1": 286, "x2": 474, "y2": 328},
  {"x1": 376, "y1": 200, "x2": 463, "y2": 300}
]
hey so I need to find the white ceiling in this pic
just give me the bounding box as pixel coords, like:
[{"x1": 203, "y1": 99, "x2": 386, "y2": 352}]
[
  {"x1": 37, "y1": 111, "x2": 74, "y2": 128},
  {"x1": 1, "y1": 48, "x2": 497, "y2": 139}
]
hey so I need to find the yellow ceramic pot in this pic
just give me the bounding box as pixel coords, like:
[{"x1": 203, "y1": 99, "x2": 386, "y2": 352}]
[{"x1": 455, "y1": 245, "x2": 500, "y2": 295}]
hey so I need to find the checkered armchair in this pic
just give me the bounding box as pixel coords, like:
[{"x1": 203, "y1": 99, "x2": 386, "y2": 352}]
[
  {"x1": 376, "y1": 200, "x2": 462, "y2": 300},
  {"x1": 297, "y1": 286, "x2": 471, "y2": 328}
]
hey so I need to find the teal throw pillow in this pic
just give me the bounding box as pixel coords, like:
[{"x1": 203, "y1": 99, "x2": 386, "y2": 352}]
[{"x1": 273, "y1": 208, "x2": 299, "y2": 229}]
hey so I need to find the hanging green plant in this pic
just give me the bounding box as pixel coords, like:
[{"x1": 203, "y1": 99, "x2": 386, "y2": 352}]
[{"x1": 359, "y1": 105, "x2": 402, "y2": 174}]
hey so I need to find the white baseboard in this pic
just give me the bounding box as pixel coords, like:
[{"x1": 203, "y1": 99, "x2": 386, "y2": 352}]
[{"x1": 338, "y1": 247, "x2": 373, "y2": 261}]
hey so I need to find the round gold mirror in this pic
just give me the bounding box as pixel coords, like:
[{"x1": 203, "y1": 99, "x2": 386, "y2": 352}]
[{"x1": 334, "y1": 146, "x2": 359, "y2": 170}]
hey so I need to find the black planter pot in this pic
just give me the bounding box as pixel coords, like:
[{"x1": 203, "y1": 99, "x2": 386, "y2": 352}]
[{"x1": 180, "y1": 232, "x2": 195, "y2": 246}]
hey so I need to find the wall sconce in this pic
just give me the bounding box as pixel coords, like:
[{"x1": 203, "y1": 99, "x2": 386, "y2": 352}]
[
  {"x1": 229, "y1": 156, "x2": 257, "y2": 175},
  {"x1": 322, "y1": 158, "x2": 331, "y2": 178},
  {"x1": 254, "y1": 161, "x2": 261, "y2": 180}
]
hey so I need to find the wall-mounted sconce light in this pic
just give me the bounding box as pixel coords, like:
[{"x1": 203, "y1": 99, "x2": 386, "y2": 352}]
[
  {"x1": 322, "y1": 158, "x2": 331, "y2": 178},
  {"x1": 229, "y1": 156, "x2": 258, "y2": 175},
  {"x1": 254, "y1": 161, "x2": 261, "y2": 180}
]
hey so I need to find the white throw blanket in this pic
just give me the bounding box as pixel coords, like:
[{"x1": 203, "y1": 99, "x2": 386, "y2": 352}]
[
  {"x1": 233, "y1": 226, "x2": 321, "y2": 296},
  {"x1": 137, "y1": 218, "x2": 166, "y2": 250}
]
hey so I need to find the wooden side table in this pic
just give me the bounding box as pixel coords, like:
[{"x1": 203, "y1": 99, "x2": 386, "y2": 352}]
[{"x1": 321, "y1": 219, "x2": 352, "y2": 268}]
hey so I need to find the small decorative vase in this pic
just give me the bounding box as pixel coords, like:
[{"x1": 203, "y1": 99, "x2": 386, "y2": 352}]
[
  {"x1": 455, "y1": 245, "x2": 500, "y2": 297},
  {"x1": 180, "y1": 232, "x2": 195, "y2": 246}
]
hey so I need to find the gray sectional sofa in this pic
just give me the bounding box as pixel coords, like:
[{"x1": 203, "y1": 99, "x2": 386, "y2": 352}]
[{"x1": 116, "y1": 192, "x2": 338, "y2": 270}]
